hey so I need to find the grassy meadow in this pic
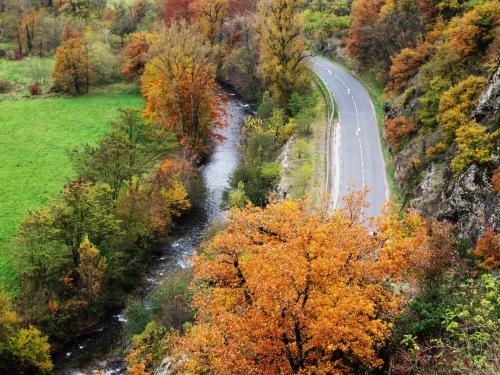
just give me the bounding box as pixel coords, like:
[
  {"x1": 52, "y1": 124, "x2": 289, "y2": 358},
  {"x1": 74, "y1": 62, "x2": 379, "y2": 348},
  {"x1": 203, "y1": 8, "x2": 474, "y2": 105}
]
[
  {"x1": 0, "y1": 89, "x2": 143, "y2": 292},
  {"x1": 0, "y1": 57, "x2": 55, "y2": 98}
]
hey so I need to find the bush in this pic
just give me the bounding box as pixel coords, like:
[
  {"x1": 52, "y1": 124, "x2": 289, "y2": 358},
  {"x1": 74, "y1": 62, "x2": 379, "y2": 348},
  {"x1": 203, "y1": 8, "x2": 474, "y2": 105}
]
[
  {"x1": 257, "y1": 91, "x2": 279, "y2": 119},
  {"x1": 124, "y1": 270, "x2": 193, "y2": 337},
  {"x1": 29, "y1": 83, "x2": 41, "y2": 96},
  {"x1": 229, "y1": 163, "x2": 274, "y2": 207},
  {"x1": 124, "y1": 299, "x2": 154, "y2": 338},
  {"x1": 425, "y1": 142, "x2": 446, "y2": 157},
  {"x1": 0, "y1": 79, "x2": 13, "y2": 93},
  {"x1": 149, "y1": 270, "x2": 194, "y2": 331}
]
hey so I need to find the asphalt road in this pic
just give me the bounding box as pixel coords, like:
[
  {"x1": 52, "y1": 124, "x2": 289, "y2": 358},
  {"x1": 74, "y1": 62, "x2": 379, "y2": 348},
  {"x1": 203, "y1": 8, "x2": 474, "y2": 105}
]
[{"x1": 310, "y1": 56, "x2": 388, "y2": 218}]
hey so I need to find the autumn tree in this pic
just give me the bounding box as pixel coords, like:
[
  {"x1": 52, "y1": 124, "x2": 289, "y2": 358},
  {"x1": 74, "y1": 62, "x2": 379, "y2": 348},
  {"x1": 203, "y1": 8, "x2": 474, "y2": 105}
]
[
  {"x1": 117, "y1": 159, "x2": 193, "y2": 243},
  {"x1": 62, "y1": 0, "x2": 98, "y2": 20},
  {"x1": 191, "y1": 0, "x2": 228, "y2": 48},
  {"x1": 122, "y1": 32, "x2": 157, "y2": 81},
  {"x1": 388, "y1": 42, "x2": 432, "y2": 93},
  {"x1": 451, "y1": 120, "x2": 498, "y2": 175},
  {"x1": 53, "y1": 36, "x2": 91, "y2": 94},
  {"x1": 76, "y1": 236, "x2": 108, "y2": 307},
  {"x1": 0, "y1": 294, "x2": 53, "y2": 373},
  {"x1": 348, "y1": 0, "x2": 425, "y2": 79},
  {"x1": 220, "y1": 16, "x2": 262, "y2": 101},
  {"x1": 141, "y1": 23, "x2": 226, "y2": 157},
  {"x1": 384, "y1": 115, "x2": 418, "y2": 150},
  {"x1": 163, "y1": 0, "x2": 194, "y2": 24},
  {"x1": 438, "y1": 75, "x2": 486, "y2": 140},
  {"x1": 474, "y1": 228, "x2": 500, "y2": 270},
  {"x1": 347, "y1": 0, "x2": 388, "y2": 72},
  {"x1": 446, "y1": 1, "x2": 500, "y2": 64},
  {"x1": 256, "y1": 0, "x2": 310, "y2": 106},
  {"x1": 177, "y1": 196, "x2": 435, "y2": 373}
]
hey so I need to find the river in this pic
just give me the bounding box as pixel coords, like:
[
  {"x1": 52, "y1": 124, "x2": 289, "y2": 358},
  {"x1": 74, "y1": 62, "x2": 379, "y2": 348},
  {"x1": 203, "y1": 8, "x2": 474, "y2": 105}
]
[{"x1": 52, "y1": 95, "x2": 249, "y2": 374}]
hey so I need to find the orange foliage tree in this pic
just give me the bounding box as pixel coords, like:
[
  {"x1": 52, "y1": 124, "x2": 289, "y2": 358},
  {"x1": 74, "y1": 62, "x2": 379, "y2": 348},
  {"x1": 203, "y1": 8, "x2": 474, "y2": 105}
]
[
  {"x1": 474, "y1": 228, "x2": 499, "y2": 270},
  {"x1": 53, "y1": 37, "x2": 91, "y2": 94},
  {"x1": 141, "y1": 23, "x2": 226, "y2": 158},
  {"x1": 177, "y1": 195, "x2": 435, "y2": 373},
  {"x1": 76, "y1": 236, "x2": 108, "y2": 307},
  {"x1": 384, "y1": 115, "x2": 417, "y2": 150},
  {"x1": 122, "y1": 32, "x2": 158, "y2": 82},
  {"x1": 163, "y1": 0, "x2": 195, "y2": 24},
  {"x1": 388, "y1": 42, "x2": 432, "y2": 93},
  {"x1": 446, "y1": 0, "x2": 500, "y2": 62},
  {"x1": 347, "y1": 0, "x2": 385, "y2": 65}
]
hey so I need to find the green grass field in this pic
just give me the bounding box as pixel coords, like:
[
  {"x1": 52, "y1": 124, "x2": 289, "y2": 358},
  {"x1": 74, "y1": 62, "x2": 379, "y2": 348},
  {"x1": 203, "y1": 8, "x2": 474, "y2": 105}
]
[
  {"x1": 0, "y1": 57, "x2": 55, "y2": 97},
  {"x1": 0, "y1": 91, "x2": 143, "y2": 292}
]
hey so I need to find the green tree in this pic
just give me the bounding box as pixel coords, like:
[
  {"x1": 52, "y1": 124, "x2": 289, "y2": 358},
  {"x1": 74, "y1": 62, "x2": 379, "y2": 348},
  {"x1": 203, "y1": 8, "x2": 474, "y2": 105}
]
[
  {"x1": 52, "y1": 181, "x2": 120, "y2": 269},
  {"x1": 71, "y1": 109, "x2": 176, "y2": 197}
]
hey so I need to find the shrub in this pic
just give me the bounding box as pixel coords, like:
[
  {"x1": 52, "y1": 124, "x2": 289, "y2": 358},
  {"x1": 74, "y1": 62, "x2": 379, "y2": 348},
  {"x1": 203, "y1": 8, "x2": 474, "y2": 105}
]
[
  {"x1": 126, "y1": 321, "x2": 174, "y2": 373},
  {"x1": 29, "y1": 83, "x2": 41, "y2": 96},
  {"x1": 384, "y1": 116, "x2": 417, "y2": 149},
  {"x1": 257, "y1": 91, "x2": 279, "y2": 119},
  {"x1": 228, "y1": 181, "x2": 251, "y2": 209},
  {"x1": 441, "y1": 274, "x2": 500, "y2": 374},
  {"x1": 0, "y1": 79, "x2": 13, "y2": 93},
  {"x1": 229, "y1": 163, "x2": 273, "y2": 207}
]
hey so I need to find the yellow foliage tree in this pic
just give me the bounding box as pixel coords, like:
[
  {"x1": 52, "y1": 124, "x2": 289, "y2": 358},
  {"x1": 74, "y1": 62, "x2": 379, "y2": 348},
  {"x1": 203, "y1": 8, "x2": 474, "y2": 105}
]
[
  {"x1": 176, "y1": 195, "x2": 435, "y2": 373},
  {"x1": 451, "y1": 120, "x2": 498, "y2": 175},
  {"x1": 190, "y1": 0, "x2": 228, "y2": 48},
  {"x1": 438, "y1": 75, "x2": 486, "y2": 140},
  {"x1": 0, "y1": 294, "x2": 53, "y2": 373},
  {"x1": 256, "y1": 0, "x2": 310, "y2": 105},
  {"x1": 76, "y1": 236, "x2": 108, "y2": 306}
]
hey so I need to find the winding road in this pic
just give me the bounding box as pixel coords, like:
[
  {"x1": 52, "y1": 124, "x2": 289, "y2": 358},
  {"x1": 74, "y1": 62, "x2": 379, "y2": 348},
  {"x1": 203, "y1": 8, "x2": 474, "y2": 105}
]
[{"x1": 310, "y1": 56, "x2": 388, "y2": 218}]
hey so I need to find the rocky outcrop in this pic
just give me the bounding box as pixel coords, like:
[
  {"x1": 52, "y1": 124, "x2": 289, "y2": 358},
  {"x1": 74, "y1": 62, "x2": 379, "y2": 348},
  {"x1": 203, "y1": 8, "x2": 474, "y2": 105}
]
[
  {"x1": 472, "y1": 65, "x2": 500, "y2": 126},
  {"x1": 153, "y1": 355, "x2": 186, "y2": 375},
  {"x1": 387, "y1": 66, "x2": 499, "y2": 244},
  {"x1": 437, "y1": 165, "x2": 499, "y2": 241}
]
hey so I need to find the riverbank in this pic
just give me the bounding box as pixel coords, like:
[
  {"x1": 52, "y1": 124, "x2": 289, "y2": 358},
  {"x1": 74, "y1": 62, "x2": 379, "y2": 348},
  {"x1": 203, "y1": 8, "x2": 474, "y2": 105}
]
[{"x1": 51, "y1": 95, "x2": 248, "y2": 374}]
